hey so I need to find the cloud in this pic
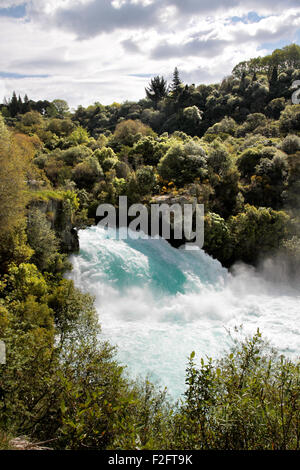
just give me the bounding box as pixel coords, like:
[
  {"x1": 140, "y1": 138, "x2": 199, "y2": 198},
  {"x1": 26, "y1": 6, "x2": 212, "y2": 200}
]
[
  {"x1": 29, "y1": 0, "x2": 300, "y2": 39},
  {"x1": 121, "y1": 38, "x2": 141, "y2": 54},
  {"x1": 0, "y1": 0, "x2": 299, "y2": 107},
  {"x1": 50, "y1": 0, "x2": 161, "y2": 39},
  {"x1": 151, "y1": 37, "x2": 229, "y2": 60}
]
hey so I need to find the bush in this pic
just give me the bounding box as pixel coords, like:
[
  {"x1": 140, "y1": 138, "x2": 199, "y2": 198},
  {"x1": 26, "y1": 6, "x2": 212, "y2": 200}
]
[
  {"x1": 102, "y1": 156, "x2": 118, "y2": 172},
  {"x1": 136, "y1": 166, "x2": 156, "y2": 195},
  {"x1": 27, "y1": 208, "x2": 59, "y2": 271},
  {"x1": 158, "y1": 141, "x2": 207, "y2": 186},
  {"x1": 279, "y1": 105, "x2": 300, "y2": 134},
  {"x1": 237, "y1": 147, "x2": 264, "y2": 178},
  {"x1": 113, "y1": 119, "x2": 154, "y2": 147},
  {"x1": 206, "y1": 116, "x2": 237, "y2": 136},
  {"x1": 94, "y1": 146, "x2": 117, "y2": 164},
  {"x1": 228, "y1": 204, "x2": 289, "y2": 263},
  {"x1": 72, "y1": 156, "x2": 103, "y2": 188},
  {"x1": 207, "y1": 142, "x2": 232, "y2": 175},
  {"x1": 61, "y1": 145, "x2": 93, "y2": 165},
  {"x1": 173, "y1": 330, "x2": 300, "y2": 450},
  {"x1": 281, "y1": 134, "x2": 300, "y2": 154},
  {"x1": 204, "y1": 212, "x2": 233, "y2": 263},
  {"x1": 130, "y1": 136, "x2": 168, "y2": 167}
]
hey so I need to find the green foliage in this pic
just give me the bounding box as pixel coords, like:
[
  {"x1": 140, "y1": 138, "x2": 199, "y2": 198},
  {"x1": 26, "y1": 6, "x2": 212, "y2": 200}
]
[
  {"x1": 27, "y1": 208, "x2": 59, "y2": 271},
  {"x1": 145, "y1": 76, "x2": 168, "y2": 108},
  {"x1": 47, "y1": 118, "x2": 75, "y2": 137},
  {"x1": 173, "y1": 330, "x2": 300, "y2": 450},
  {"x1": 113, "y1": 119, "x2": 154, "y2": 147},
  {"x1": 237, "y1": 147, "x2": 265, "y2": 178},
  {"x1": 207, "y1": 141, "x2": 232, "y2": 175},
  {"x1": 136, "y1": 166, "x2": 156, "y2": 196},
  {"x1": 72, "y1": 155, "x2": 103, "y2": 189},
  {"x1": 68, "y1": 126, "x2": 90, "y2": 145},
  {"x1": 279, "y1": 105, "x2": 300, "y2": 134},
  {"x1": 204, "y1": 212, "x2": 233, "y2": 263},
  {"x1": 281, "y1": 134, "x2": 300, "y2": 154},
  {"x1": 1, "y1": 44, "x2": 300, "y2": 450},
  {"x1": 158, "y1": 141, "x2": 207, "y2": 186},
  {"x1": 206, "y1": 116, "x2": 237, "y2": 136},
  {"x1": 229, "y1": 205, "x2": 289, "y2": 263},
  {"x1": 130, "y1": 136, "x2": 169, "y2": 167}
]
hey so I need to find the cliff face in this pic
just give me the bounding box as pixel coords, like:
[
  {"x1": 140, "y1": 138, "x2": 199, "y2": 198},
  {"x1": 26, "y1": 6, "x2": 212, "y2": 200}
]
[{"x1": 28, "y1": 197, "x2": 79, "y2": 254}]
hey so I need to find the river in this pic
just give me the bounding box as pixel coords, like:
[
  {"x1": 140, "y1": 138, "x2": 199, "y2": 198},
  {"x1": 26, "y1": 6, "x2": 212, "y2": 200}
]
[{"x1": 68, "y1": 225, "x2": 300, "y2": 398}]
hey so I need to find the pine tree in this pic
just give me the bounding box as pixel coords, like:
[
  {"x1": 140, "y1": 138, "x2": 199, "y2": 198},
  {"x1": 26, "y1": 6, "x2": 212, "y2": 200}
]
[
  {"x1": 18, "y1": 95, "x2": 23, "y2": 114},
  {"x1": 145, "y1": 76, "x2": 168, "y2": 108},
  {"x1": 170, "y1": 67, "x2": 183, "y2": 98},
  {"x1": 23, "y1": 94, "x2": 30, "y2": 113},
  {"x1": 9, "y1": 91, "x2": 19, "y2": 117}
]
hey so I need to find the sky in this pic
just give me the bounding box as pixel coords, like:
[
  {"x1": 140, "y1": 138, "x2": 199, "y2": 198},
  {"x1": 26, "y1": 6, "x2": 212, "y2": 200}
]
[{"x1": 0, "y1": 0, "x2": 300, "y2": 109}]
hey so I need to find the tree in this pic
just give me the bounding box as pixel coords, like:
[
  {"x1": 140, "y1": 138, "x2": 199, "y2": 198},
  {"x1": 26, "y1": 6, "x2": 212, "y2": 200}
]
[
  {"x1": 9, "y1": 91, "x2": 19, "y2": 117},
  {"x1": 0, "y1": 116, "x2": 28, "y2": 238},
  {"x1": 181, "y1": 106, "x2": 203, "y2": 135},
  {"x1": 136, "y1": 166, "x2": 156, "y2": 195},
  {"x1": 52, "y1": 99, "x2": 70, "y2": 118},
  {"x1": 23, "y1": 94, "x2": 30, "y2": 113},
  {"x1": 269, "y1": 65, "x2": 278, "y2": 97},
  {"x1": 72, "y1": 155, "x2": 103, "y2": 189},
  {"x1": 281, "y1": 135, "x2": 300, "y2": 154},
  {"x1": 170, "y1": 67, "x2": 183, "y2": 99},
  {"x1": 145, "y1": 76, "x2": 168, "y2": 108},
  {"x1": 175, "y1": 330, "x2": 300, "y2": 450},
  {"x1": 158, "y1": 141, "x2": 207, "y2": 186},
  {"x1": 26, "y1": 208, "x2": 59, "y2": 272},
  {"x1": 229, "y1": 204, "x2": 289, "y2": 263},
  {"x1": 113, "y1": 119, "x2": 154, "y2": 147}
]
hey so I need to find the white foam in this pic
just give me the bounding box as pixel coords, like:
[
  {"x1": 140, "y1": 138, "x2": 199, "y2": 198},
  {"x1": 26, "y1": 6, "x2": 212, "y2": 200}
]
[{"x1": 68, "y1": 226, "x2": 300, "y2": 397}]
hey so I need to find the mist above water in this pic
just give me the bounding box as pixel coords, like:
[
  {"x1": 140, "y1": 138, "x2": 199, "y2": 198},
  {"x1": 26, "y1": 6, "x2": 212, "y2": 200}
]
[{"x1": 69, "y1": 226, "x2": 300, "y2": 398}]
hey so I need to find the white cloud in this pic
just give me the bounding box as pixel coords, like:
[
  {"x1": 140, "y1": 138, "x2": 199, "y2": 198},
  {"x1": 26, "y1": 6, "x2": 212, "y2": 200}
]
[
  {"x1": 0, "y1": 0, "x2": 299, "y2": 106},
  {"x1": 0, "y1": 1, "x2": 26, "y2": 7}
]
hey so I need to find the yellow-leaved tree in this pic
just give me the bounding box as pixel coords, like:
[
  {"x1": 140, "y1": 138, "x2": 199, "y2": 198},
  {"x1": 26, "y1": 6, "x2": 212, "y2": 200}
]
[{"x1": 0, "y1": 115, "x2": 32, "y2": 269}]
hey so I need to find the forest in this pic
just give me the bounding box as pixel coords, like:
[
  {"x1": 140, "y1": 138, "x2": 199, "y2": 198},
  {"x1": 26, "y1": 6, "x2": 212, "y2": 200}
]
[{"x1": 0, "y1": 44, "x2": 300, "y2": 450}]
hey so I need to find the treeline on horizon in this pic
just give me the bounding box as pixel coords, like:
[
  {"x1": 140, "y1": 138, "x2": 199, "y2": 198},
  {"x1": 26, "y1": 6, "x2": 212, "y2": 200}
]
[
  {"x1": 0, "y1": 44, "x2": 300, "y2": 450},
  {"x1": 2, "y1": 43, "x2": 300, "y2": 135}
]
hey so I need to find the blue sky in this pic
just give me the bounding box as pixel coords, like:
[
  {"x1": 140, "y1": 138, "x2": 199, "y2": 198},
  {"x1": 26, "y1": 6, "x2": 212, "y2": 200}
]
[
  {"x1": 0, "y1": 0, "x2": 299, "y2": 107},
  {"x1": 0, "y1": 3, "x2": 26, "y2": 18}
]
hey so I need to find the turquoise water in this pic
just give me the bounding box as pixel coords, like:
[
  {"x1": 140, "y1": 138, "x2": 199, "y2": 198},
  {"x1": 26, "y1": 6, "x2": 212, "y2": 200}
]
[{"x1": 69, "y1": 226, "x2": 300, "y2": 398}]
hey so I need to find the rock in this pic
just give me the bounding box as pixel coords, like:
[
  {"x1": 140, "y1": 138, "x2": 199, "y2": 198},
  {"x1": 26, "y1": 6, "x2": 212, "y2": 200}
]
[{"x1": 9, "y1": 437, "x2": 53, "y2": 451}]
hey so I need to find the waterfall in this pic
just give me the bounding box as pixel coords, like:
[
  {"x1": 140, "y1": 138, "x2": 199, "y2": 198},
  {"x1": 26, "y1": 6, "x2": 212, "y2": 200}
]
[{"x1": 68, "y1": 226, "x2": 300, "y2": 397}]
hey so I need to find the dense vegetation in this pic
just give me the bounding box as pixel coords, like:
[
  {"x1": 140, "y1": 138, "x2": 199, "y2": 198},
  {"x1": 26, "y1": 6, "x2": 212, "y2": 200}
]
[{"x1": 1, "y1": 44, "x2": 300, "y2": 450}]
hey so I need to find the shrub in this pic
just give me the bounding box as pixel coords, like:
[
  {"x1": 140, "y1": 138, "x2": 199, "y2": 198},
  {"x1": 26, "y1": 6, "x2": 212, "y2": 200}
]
[
  {"x1": 72, "y1": 156, "x2": 103, "y2": 188},
  {"x1": 279, "y1": 105, "x2": 300, "y2": 134},
  {"x1": 158, "y1": 141, "x2": 207, "y2": 186},
  {"x1": 27, "y1": 208, "x2": 59, "y2": 271},
  {"x1": 136, "y1": 166, "x2": 156, "y2": 195},
  {"x1": 174, "y1": 330, "x2": 300, "y2": 450},
  {"x1": 228, "y1": 204, "x2": 289, "y2": 263},
  {"x1": 281, "y1": 134, "x2": 300, "y2": 154}
]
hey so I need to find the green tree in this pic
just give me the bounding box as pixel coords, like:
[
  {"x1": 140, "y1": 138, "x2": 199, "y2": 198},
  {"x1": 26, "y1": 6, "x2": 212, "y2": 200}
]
[
  {"x1": 170, "y1": 67, "x2": 183, "y2": 99},
  {"x1": 27, "y1": 208, "x2": 59, "y2": 272},
  {"x1": 158, "y1": 141, "x2": 207, "y2": 186},
  {"x1": 145, "y1": 76, "x2": 168, "y2": 108},
  {"x1": 229, "y1": 204, "x2": 289, "y2": 263}
]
